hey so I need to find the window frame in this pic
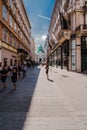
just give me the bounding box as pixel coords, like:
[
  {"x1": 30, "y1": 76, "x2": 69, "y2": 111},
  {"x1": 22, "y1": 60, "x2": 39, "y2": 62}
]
[{"x1": 3, "y1": 5, "x2": 7, "y2": 20}]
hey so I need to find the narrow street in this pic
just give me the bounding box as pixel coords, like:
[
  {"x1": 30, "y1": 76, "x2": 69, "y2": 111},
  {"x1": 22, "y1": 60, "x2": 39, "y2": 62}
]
[{"x1": 0, "y1": 66, "x2": 87, "y2": 130}]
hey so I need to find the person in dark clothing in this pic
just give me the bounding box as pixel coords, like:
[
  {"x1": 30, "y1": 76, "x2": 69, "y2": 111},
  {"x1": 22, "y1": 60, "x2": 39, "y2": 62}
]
[
  {"x1": 22, "y1": 64, "x2": 27, "y2": 78},
  {"x1": 0, "y1": 66, "x2": 8, "y2": 89},
  {"x1": 45, "y1": 64, "x2": 49, "y2": 79},
  {"x1": 11, "y1": 67, "x2": 18, "y2": 90}
]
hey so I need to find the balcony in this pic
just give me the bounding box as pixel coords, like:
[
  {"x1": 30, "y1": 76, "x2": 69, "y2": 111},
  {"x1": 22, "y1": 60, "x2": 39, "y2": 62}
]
[
  {"x1": 76, "y1": 24, "x2": 87, "y2": 31},
  {"x1": 58, "y1": 30, "x2": 71, "y2": 43},
  {"x1": 76, "y1": 24, "x2": 87, "y2": 36}
]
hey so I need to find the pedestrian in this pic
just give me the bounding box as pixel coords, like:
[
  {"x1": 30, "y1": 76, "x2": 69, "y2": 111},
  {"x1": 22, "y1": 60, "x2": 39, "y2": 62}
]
[
  {"x1": 23, "y1": 64, "x2": 27, "y2": 78},
  {"x1": 18, "y1": 64, "x2": 22, "y2": 79},
  {"x1": 45, "y1": 63, "x2": 49, "y2": 79},
  {"x1": 11, "y1": 67, "x2": 18, "y2": 90},
  {"x1": 0, "y1": 66, "x2": 8, "y2": 89}
]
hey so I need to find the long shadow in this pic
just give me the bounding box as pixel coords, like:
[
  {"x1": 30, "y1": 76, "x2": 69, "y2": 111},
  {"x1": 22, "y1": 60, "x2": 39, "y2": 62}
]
[
  {"x1": 48, "y1": 78, "x2": 54, "y2": 82},
  {"x1": 61, "y1": 75, "x2": 69, "y2": 78},
  {"x1": 0, "y1": 66, "x2": 41, "y2": 130}
]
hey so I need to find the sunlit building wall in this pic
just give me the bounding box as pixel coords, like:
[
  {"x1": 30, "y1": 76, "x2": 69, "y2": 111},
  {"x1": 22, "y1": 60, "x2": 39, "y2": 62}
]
[{"x1": 48, "y1": 0, "x2": 87, "y2": 72}]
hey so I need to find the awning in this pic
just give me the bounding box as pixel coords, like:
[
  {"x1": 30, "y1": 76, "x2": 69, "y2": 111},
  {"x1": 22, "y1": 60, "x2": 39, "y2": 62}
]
[{"x1": 17, "y1": 48, "x2": 28, "y2": 55}]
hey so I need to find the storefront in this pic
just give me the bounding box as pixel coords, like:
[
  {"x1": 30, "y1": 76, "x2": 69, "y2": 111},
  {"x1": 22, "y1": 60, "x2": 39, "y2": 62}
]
[
  {"x1": 62, "y1": 40, "x2": 69, "y2": 70},
  {"x1": 57, "y1": 46, "x2": 62, "y2": 68},
  {"x1": 81, "y1": 36, "x2": 87, "y2": 71}
]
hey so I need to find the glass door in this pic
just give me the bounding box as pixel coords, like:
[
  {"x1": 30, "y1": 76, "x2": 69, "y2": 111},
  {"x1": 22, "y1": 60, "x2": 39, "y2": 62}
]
[
  {"x1": 71, "y1": 39, "x2": 76, "y2": 71},
  {"x1": 81, "y1": 36, "x2": 87, "y2": 71}
]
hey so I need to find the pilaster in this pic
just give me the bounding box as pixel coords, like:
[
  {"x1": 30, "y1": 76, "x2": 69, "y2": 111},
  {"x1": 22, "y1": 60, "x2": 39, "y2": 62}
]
[{"x1": 76, "y1": 37, "x2": 81, "y2": 72}]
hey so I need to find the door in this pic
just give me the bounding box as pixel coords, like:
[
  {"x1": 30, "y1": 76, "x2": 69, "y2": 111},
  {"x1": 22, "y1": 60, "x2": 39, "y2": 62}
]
[{"x1": 81, "y1": 36, "x2": 87, "y2": 71}]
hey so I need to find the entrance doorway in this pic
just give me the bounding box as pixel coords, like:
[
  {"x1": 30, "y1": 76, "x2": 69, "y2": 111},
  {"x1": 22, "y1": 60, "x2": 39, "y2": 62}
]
[
  {"x1": 81, "y1": 36, "x2": 87, "y2": 71},
  {"x1": 62, "y1": 40, "x2": 69, "y2": 70}
]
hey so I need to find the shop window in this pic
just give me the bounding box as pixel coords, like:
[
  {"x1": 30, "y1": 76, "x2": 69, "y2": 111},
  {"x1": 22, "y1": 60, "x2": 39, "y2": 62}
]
[
  {"x1": 3, "y1": 5, "x2": 7, "y2": 20},
  {"x1": 71, "y1": 39, "x2": 76, "y2": 71}
]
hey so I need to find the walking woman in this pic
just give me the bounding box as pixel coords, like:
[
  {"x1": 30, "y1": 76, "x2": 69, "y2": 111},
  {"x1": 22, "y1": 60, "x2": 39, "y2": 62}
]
[
  {"x1": 11, "y1": 67, "x2": 18, "y2": 90},
  {"x1": 45, "y1": 64, "x2": 49, "y2": 79}
]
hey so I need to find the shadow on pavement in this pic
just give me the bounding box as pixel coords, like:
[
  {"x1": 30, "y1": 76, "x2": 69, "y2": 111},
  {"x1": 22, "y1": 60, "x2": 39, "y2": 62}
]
[
  {"x1": 61, "y1": 75, "x2": 69, "y2": 78},
  {"x1": 48, "y1": 78, "x2": 54, "y2": 82},
  {"x1": 0, "y1": 66, "x2": 41, "y2": 130}
]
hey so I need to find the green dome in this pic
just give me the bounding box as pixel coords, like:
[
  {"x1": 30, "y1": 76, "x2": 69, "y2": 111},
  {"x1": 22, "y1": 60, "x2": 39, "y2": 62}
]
[{"x1": 37, "y1": 45, "x2": 44, "y2": 53}]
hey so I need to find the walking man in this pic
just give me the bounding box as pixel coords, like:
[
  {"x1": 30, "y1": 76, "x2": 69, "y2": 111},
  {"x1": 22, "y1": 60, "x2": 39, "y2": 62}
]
[{"x1": 11, "y1": 67, "x2": 18, "y2": 90}]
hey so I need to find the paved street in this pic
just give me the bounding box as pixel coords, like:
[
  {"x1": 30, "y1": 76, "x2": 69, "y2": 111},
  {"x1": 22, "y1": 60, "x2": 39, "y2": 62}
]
[{"x1": 0, "y1": 66, "x2": 87, "y2": 130}]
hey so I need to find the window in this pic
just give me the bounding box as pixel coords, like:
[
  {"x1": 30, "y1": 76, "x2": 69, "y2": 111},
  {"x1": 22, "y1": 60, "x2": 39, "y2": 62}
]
[
  {"x1": 14, "y1": 38, "x2": 16, "y2": 48},
  {"x1": 3, "y1": 5, "x2": 7, "y2": 20},
  {"x1": 10, "y1": 0, "x2": 13, "y2": 8},
  {"x1": 2, "y1": 27, "x2": 8, "y2": 42},
  {"x1": 18, "y1": 43, "x2": 20, "y2": 48},
  {"x1": 10, "y1": 59, "x2": 13, "y2": 66},
  {"x1": 18, "y1": 28, "x2": 20, "y2": 36},
  {"x1": 14, "y1": 22, "x2": 16, "y2": 32},
  {"x1": 71, "y1": 40, "x2": 76, "y2": 71},
  {"x1": 14, "y1": 6, "x2": 16, "y2": 15},
  {"x1": 18, "y1": 15, "x2": 20, "y2": 23},
  {"x1": 10, "y1": 15, "x2": 12, "y2": 27},
  {"x1": 10, "y1": 33, "x2": 13, "y2": 45}
]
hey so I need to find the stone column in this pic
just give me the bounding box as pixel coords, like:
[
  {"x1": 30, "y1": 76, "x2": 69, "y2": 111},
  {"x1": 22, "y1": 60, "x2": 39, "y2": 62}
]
[
  {"x1": 76, "y1": 37, "x2": 81, "y2": 72},
  {"x1": 69, "y1": 39, "x2": 72, "y2": 71}
]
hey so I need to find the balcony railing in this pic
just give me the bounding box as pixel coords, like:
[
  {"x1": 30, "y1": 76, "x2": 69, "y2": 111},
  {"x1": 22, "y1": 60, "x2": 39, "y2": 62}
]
[{"x1": 76, "y1": 24, "x2": 87, "y2": 31}]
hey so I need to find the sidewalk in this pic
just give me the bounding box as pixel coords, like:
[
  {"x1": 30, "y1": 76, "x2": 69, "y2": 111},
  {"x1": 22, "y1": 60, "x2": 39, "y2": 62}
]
[{"x1": 0, "y1": 66, "x2": 87, "y2": 130}]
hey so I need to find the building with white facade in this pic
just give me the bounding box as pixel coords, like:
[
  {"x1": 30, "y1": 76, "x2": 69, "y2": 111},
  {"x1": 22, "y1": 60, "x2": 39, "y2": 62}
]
[{"x1": 48, "y1": 0, "x2": 87, "y2": 72}]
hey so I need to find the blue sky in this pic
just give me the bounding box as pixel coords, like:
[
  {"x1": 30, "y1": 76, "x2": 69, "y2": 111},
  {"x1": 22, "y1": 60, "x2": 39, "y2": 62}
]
[{"x1": 23, "y1": 0, "x2": 55, "y2": 52}]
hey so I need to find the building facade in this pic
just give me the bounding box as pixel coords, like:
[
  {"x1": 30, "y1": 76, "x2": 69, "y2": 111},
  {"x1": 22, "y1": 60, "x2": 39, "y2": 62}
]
[
  {"x1": 30, "y1": 37, "x2": 36, "y2": 62},
  {"x1": 0, "y1": 0, "x2": 31, "y2": 68},
  {"x1": 48, "y1": 0, "x2": 87, "y2": 72}
]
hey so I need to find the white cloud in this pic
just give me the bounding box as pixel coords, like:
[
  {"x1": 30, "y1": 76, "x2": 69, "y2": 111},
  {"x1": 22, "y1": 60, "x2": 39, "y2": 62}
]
[
  {"x1": 38, "y1": 15, "x2": 50, "y2": 21},
  {"x1": 35, "y1": 34, "x2": 47, "y2": 42},
  {"x1": 41, "y1": 35, "x2": 47, "y2": 41}
]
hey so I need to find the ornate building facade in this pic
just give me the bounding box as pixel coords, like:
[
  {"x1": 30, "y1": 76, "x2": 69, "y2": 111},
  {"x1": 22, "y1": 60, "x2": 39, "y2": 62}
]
[
  {"x1": 48, "y1": 0, "x2": 87, "y2": 72},
  {"x1": 30, "y1": 37, "x2": 36, "y2": 63},
  {"x1": 0, "y1": 0, "x2": 32, "y2": 67}
]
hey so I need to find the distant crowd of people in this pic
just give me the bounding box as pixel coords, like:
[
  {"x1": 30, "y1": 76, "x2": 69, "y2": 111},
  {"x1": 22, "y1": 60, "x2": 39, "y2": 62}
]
[{"x1": 0, "y1": 64, "x2": 27, "y2": 91}]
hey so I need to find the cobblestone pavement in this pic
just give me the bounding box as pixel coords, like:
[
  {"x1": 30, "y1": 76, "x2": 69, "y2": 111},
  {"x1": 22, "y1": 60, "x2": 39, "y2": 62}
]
[{"x1": 0, "y1": 66, "x2": 87, "y2": 130}]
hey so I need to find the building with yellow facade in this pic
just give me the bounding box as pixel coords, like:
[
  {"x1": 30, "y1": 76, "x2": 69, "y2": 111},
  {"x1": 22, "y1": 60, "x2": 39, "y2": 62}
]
[{"x1": 0, "y1": 0, "x2": 32, "y2": 67}]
